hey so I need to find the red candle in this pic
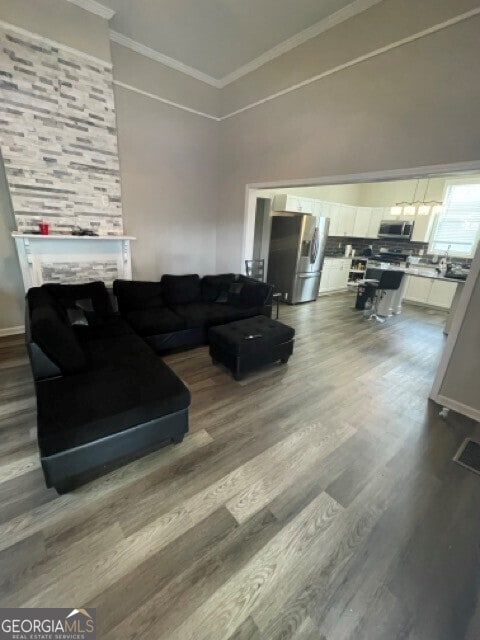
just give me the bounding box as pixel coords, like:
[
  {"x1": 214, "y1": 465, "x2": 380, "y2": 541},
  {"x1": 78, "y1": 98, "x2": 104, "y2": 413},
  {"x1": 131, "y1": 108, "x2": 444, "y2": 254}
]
[{"x1": 39, "y1": 222, "x2": 49, "y2": 235}]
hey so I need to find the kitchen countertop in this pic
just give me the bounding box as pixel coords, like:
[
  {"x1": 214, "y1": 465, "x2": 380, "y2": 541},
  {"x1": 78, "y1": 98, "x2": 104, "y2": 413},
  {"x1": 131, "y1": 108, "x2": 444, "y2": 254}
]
[
  {"x1": 366, "y1": 265, "x2": 466, "y2": 283},
  {"x1": 403, "y1": 269, "x2": 465, "y2": 283}
]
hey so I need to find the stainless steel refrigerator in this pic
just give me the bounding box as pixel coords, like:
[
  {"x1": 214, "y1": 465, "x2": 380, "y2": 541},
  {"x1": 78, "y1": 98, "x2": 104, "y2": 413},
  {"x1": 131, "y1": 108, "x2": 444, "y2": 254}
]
[{"x1": 267, "y1": 213, "x2": 329, "y2": 304}]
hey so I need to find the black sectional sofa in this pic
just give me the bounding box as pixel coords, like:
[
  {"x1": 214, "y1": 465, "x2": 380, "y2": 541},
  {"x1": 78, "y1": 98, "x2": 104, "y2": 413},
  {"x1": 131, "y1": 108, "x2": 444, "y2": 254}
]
[
  {"x1": 26, "y1": 274, "x2": 273, "y2": 493},
  {"x1": 113, "y1": 273, "x2": 273, "y2": 353}
]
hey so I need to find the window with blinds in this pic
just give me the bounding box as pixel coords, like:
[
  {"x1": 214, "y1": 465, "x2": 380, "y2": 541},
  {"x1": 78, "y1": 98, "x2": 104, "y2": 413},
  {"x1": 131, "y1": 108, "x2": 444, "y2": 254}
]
[{"x1": 429, "y1": 183, "x2": 480, "y2": 257}]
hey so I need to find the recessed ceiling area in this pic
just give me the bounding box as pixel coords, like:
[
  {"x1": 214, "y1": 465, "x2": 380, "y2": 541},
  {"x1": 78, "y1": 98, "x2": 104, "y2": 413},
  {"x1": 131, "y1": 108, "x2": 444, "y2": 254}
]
[{"x1": 99, "y1": 0, "x2": 376, "y2": 82}]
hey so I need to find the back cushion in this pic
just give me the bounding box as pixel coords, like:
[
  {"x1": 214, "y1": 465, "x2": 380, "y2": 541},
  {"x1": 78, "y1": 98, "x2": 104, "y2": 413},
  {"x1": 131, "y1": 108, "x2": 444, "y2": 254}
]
[
  {"x1": 30, "y1": 305, "x2": 87, "y2": 374},
  {"x1": 161, "y1": 274, "x2": 201, "y2": 305},
  {"x1": 201, "y1": 274, "x2": 236, "y2": 303},
  {"x1": 43, "y1": 281, "x2": 113, "y2": 319},
  {"x1": 113, "y1": 280, "x2": 164, "y2": 313},
  {"x1": 238, "y1": 281, "x2": 271, "y2": 307}
]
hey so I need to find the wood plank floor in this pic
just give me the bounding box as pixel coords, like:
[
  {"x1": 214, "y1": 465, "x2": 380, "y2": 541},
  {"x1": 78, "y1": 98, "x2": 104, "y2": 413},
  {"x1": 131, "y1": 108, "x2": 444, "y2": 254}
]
[{"x1": 1, "y1": 292, "x2": 480, "y2": 640}]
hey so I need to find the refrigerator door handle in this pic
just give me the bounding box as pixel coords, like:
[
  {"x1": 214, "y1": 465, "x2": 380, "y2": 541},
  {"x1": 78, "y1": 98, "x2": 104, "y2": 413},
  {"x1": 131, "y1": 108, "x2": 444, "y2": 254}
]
[{"x1": 310, "y1": 226, "x2": 319, "y2": 264}]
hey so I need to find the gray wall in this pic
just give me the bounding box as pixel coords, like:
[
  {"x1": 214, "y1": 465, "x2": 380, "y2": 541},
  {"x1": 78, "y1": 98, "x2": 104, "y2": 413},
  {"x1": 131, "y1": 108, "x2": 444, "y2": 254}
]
[
  {"x1": 113, "y1": 83, "x2": 218, "y2": 277},
  {"x1": 217, "y1": 6, "x2": 480, "y2": 271}
]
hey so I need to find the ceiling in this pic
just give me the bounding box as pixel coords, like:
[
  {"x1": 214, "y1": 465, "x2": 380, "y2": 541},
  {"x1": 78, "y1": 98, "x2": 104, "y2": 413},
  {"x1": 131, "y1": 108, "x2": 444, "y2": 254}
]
[{"x1": 96, "y1": 0, "x2": 377, "y2": 84}]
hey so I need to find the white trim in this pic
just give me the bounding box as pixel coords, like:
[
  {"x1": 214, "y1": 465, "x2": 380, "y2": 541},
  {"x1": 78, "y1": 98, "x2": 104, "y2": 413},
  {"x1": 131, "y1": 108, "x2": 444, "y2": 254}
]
[
  {"x1": 64, "y1": 0, "x2": 115, "y2": 20},
  {"x1": 108, "y1": 0, "x2": 382, "y2": 88},
  {"x1": 430, "y1": 239, "x2": 480, "y2": 404},
  {"x1": 221, "y1": 6, "x2": 480, "y2": 120},
  {"x1": 113, "y1": 80, "x2": 221, "y2": 121},
  {"x1": 219, "y1": 0, "x2": 383, "y2": 86},
  {"x1": 0, "y1": 19, "x2": 112, "y2": 67},
  {"x1": 0, "y1": 326, "x2": 25, "y2": 337},
  {"x1": 110, "y1": 31, "x2": 222, "y2": 88},
  {"x1": 108, "y1": 7, "x2": 480, "y2": 123},
  {"x1": 11, "y1": 233, "x2": 136, "y2": 240},
  {"x1": 433, "y1": 395, "x2": 480, "y2": 424}
]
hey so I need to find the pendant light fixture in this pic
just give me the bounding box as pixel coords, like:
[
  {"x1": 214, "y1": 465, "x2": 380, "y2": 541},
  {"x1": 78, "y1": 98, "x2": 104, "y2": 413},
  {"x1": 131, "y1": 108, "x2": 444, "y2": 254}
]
[{"x1": 390, "y1": 177, "x2": 443, "y2": 216}]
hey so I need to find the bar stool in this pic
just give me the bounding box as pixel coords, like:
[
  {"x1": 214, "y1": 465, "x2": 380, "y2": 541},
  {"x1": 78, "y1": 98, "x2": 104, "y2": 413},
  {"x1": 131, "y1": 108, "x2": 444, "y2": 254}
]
[{"x1": 364, "y1": 271, "x2": 404, "y2": 323}]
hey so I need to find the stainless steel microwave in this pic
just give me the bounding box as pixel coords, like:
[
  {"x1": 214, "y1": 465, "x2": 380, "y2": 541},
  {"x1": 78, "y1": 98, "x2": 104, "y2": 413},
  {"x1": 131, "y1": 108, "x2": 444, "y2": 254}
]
[{"x1": 378, "y1": 220, "x2": 414, "y2": 240}]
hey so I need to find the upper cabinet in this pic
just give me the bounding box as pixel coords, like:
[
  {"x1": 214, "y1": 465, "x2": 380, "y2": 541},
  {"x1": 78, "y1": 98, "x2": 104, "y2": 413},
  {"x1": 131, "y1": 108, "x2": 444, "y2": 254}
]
[
  {"x1": 272, "y1": 194, "x2": 315, "y2": 214},
  {"x1": 352, "y1": 207, "x2": 372, "y2": 238},
  {"x1": 271, "y1": 193, "x2": 434, "y2": 242},
  {"x1": 411, "y1": 213, "x2": 436, "y2": 243},
  {"x1": 366, "y1": 207, "x2": 385, "y2": 239},
  {"x1": 328, "y1": 203, "x2": 355, "y2": 237}
]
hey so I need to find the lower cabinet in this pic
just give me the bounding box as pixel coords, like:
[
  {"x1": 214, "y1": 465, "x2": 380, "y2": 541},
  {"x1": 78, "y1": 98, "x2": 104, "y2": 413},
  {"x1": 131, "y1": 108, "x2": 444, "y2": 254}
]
[
  {"x1": 319, "y1": 258, "x2": 350, "y2": 294},
  {"x1": 404, "y1": 276, "x2": 457, "y2": 309}
]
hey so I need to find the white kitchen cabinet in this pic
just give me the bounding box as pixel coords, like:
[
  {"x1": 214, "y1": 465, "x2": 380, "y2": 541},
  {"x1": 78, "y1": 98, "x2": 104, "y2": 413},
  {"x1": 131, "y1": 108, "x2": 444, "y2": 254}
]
[
  {"x1": 326, "y1": 203, "x2": 340, "y2": 236},
  {"x1": 318, "y1": 265, "x2": 333, "y2": 293},
  {"x1": 428, "y1": 280, "x2": 457, "y2": 308},
  {"x1": 411, "y1": 213, "x2": 435, "y2": 243},
  {"x1": 326, "y1": 204, "x2": 356, "y2": 237},
  {"x1": 339, "y1": 205, "x2": 355, "y2": 237},
  {"x1": 272, "y1": 194, "x2": 315, "y2": 214},
  {"x1": 367, "y1": 207, "x2": 384, "y2": 239},
  {"x1": 404, "y1": 275, "x2": 457, "y2": 309},
  {"x1": 404, "y1": 276, "x2": 433, "y2": 304},
  {"x1": 319, "y1": 258, "x2": 350, "y2": 293},
  {"x1": 352, "y1": 207, "x2": 371, "y2": 238}
]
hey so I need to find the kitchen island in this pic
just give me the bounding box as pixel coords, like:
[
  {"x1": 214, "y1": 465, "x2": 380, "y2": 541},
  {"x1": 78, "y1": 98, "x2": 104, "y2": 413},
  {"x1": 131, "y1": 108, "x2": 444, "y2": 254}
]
[{"x1": 354, "y1": 265, "x2": 466, "y2": 334}]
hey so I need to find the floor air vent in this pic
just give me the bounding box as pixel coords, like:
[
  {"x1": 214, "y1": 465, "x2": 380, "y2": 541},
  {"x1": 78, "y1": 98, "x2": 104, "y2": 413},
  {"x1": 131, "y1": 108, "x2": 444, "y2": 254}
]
[{"x1": 454, "y1": 439, "x2": 480, "y2": 476}]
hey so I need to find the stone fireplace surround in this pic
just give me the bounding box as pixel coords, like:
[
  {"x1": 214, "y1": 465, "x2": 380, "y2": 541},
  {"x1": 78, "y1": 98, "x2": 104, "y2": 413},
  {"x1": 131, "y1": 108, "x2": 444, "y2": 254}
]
[{"x1": 0, "y1": 20, "x2": 128, "y2": 289}]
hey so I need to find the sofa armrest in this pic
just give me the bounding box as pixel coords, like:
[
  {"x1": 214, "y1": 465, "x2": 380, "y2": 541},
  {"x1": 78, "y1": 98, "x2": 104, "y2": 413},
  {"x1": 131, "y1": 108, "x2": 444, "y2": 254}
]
[{"x1": 236, "y1": 276, "x2": 274, "y2": 307}]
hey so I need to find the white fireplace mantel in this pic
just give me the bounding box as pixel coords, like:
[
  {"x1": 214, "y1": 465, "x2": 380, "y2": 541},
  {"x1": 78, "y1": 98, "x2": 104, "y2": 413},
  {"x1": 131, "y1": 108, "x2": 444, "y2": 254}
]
[{"x1": 12, "y1": 232, "x2": 135, "y2": 291}]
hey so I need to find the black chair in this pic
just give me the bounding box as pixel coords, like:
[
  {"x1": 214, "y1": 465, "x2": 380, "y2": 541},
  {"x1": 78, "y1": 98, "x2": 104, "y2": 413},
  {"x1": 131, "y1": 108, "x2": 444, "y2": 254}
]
[
  {"x1": 364, "y1": 270, "x2": 404, "y2": 323},
  {"x1": 245, "y1": 259, "x2": 265, "y2": 282}
]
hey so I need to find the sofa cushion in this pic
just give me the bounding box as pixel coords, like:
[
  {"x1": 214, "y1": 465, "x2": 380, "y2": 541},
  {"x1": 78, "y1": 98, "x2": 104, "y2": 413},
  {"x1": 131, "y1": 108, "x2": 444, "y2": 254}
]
[
  {"x1": 161, "y1": 274, "x2": 201, "y2": 305},
  {"x1": 36, "y1": 335, "x2": 191, "y2": 456},
  {"x1": 43, "y1": 281, "x2": 114, "y2": 321},
  {"x1": 125, "y1": 308, "x2": 185, "y2": 337},
  {"x1": 201, "y1": 274, "x2": 236, "y2": 303},
  {"x1": 27, "y1": 286, "x2": 67, "y2": 321},
  {"x1": 113, "y1": 279, "x2": 164, "y2": 313},
  {"x1": 238, "y1": 281, "x2": 271, "y2": 307},
  {"x1": 170, "y1": 303, "x2": 238, "y2": 329},
  {"x1": 30, "y1": 305, "x2": 87, "y2": 374},
  {"x1": 73, "y1": 315, "x2": 136, "y2": 343}
]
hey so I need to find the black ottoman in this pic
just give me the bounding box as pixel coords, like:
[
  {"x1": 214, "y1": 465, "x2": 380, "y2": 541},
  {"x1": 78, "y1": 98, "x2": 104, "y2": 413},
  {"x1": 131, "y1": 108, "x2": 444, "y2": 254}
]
[{"x1": 208, "y1": 315, "x2": 295, "y2": 380}]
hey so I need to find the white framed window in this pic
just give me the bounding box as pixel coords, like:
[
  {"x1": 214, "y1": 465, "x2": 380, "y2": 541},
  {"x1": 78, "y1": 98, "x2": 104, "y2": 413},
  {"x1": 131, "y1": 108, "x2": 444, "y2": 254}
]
[{"x1": 429, "y1": 181, "x2": 480, "y2": 258}]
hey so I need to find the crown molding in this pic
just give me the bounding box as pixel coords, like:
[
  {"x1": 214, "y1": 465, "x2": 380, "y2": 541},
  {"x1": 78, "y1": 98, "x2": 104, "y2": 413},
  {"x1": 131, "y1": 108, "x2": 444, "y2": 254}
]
[
  {"x1": 108, "y1": 0, "x2": 383, "y2": 89},
  {"x1": 220, "y1": 5, "x2": 480, "y2": 119},
  {"x1": 218, "y1": 0, "x2": 384, "y2": 86},
  {"x1": 64, "y1": 0, "x2": 116, "y2": 20},
  {"x1": 110, "y1": 30, "x2": 222, "y2": 88},
  {"x1": 111, "y1": 5, "x2": 480, "y2": 123}
]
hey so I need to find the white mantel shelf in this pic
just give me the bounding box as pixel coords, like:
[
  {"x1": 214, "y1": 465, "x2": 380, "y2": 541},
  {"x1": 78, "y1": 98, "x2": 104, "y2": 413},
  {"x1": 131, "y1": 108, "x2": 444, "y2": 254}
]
[
  {"x1": 12, "y1": 232, "x2": 134, "y2": 290},
  {"x1": 12, "y1": 233, "x2": 136, "y2": 240}
]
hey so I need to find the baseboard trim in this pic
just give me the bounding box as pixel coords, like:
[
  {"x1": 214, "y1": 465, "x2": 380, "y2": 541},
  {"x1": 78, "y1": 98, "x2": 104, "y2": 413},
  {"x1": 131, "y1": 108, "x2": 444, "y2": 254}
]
[
  {"x1": 403, "y1": 299, "x2": 450, "y2": 312},
  {"x1": 431, "y1": 394, "x2": 480, "y2": 424},
  {"x1": 0, "y1": 325, "x2": 25, "y2": 337}
]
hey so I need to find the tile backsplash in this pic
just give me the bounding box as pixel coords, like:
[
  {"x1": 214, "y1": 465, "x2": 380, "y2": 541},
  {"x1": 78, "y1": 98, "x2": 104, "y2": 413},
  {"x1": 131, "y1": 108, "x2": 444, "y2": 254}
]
[{"x1": 325, "y1": 236, "x2": 428, "y2": 257}]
